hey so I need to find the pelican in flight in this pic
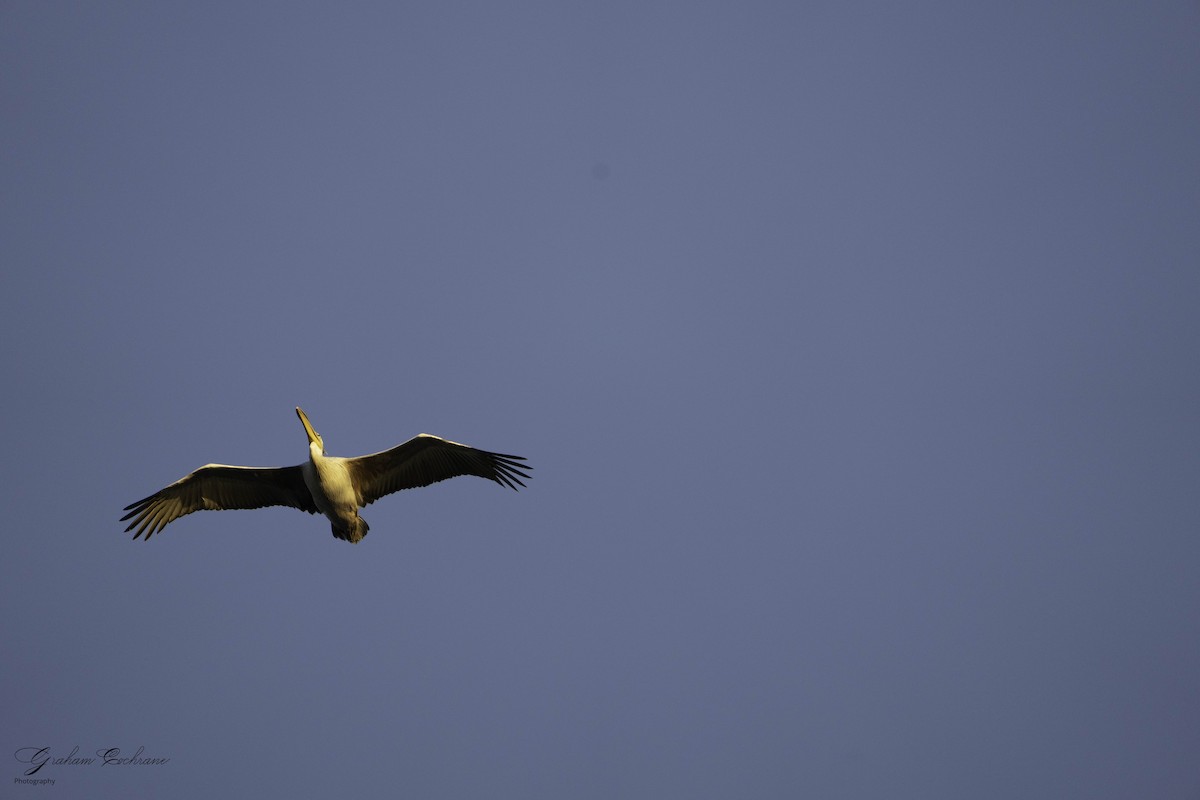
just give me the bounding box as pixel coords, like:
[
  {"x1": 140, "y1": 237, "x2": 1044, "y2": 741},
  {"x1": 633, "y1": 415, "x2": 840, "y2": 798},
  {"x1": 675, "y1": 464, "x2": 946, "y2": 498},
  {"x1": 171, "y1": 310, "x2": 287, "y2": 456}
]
[{"x1": 121, "y1": 408, "x2": 531, "y2": 543}]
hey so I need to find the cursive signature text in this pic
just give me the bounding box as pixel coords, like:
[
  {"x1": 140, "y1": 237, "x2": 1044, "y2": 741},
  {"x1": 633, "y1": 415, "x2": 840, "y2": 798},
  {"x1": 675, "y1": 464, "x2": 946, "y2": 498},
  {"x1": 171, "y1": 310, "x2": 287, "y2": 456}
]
[{"x1": 14, "y1": 745, "x2": 169, "y2": 776}]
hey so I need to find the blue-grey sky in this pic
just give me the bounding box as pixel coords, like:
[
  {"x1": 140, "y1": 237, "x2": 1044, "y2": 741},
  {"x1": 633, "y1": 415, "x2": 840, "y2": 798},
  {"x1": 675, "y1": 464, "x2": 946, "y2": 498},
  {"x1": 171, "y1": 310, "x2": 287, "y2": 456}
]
[{"x1": 3, "y1": 2, "x2": 1199, "y2": 797}]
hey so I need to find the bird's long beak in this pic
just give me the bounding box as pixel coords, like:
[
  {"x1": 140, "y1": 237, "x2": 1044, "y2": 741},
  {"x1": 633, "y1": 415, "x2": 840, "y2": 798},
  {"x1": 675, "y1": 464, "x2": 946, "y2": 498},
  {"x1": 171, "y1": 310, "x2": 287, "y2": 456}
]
[{"x1": 296, "y1": 407, "x2": 320, "y2": 446}]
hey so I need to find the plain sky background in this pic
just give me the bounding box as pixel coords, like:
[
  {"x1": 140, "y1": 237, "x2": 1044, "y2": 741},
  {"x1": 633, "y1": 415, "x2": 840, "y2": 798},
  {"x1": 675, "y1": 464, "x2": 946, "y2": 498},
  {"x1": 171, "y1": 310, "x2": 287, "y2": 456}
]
[{"x1": 3, "y1": 2, "x2": 1199, "y2": 797}]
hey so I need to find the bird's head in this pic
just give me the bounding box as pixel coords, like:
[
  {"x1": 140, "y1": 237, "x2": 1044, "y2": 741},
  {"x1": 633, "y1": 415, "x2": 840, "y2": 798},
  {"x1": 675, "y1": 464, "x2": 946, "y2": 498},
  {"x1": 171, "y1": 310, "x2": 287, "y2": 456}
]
[{"x1": 295, "y1": 407, "x2": 324, "y2": 454}]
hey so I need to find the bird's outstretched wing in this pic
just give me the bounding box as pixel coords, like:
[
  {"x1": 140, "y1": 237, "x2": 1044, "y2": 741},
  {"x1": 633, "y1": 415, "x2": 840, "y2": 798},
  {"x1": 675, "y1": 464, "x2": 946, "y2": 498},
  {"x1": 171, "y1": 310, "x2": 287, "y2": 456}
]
[
  {"x1": 121, "y1": 464, "x2": 316, "y2": 540},
  {"x1": 346, "y1": 434, "x2": 532, "y2": 506}
]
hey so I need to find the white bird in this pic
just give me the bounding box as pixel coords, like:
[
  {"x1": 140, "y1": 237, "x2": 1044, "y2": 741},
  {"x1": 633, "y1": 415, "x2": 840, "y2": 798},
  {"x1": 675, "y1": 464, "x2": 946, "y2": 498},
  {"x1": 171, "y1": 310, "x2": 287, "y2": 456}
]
[{"x1": 122, "y1": 407, "x2": 531, "y2": 543}]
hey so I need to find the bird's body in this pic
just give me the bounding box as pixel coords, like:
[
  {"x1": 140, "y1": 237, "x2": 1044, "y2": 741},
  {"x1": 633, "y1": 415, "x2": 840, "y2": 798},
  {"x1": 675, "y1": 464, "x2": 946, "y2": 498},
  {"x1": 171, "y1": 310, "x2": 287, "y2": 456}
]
[
  {"x1": 302, "y1": 446, "x2": 366, "y2": 542},
  {"x1": 121, "y1": 408, "x2": 530, "y2": 543}
]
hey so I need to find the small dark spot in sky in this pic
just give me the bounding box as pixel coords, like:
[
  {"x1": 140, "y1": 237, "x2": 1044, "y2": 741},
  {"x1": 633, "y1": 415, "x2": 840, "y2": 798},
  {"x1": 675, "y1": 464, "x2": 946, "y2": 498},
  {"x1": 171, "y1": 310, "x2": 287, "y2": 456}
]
[{"x1": 591, "y1": 162, "x2": 610, "y2": 180}]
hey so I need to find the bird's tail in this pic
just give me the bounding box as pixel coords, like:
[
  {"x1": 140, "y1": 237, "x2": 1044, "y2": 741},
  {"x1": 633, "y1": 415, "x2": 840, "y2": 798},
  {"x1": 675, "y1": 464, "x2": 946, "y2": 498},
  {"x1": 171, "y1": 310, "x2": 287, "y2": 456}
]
[{"x1": 333, "y1": 516, "x2": 370, "y2": 544}]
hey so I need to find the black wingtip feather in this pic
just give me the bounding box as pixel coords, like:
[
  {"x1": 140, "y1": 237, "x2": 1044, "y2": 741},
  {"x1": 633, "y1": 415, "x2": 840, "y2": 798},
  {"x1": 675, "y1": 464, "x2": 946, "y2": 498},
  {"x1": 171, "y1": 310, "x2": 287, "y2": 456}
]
[{"x1": 488, "y1": 452, "x2": 532, "y2": 490}]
